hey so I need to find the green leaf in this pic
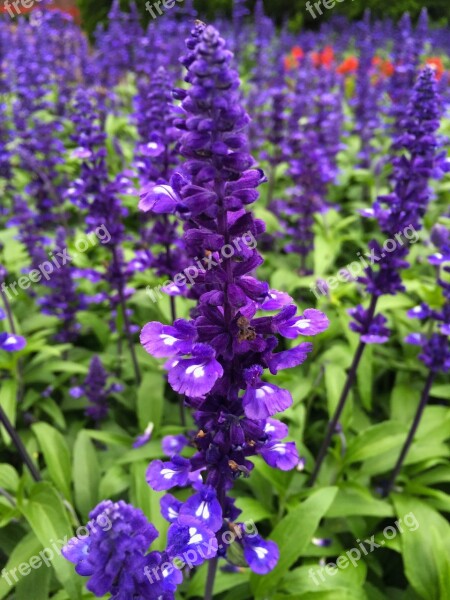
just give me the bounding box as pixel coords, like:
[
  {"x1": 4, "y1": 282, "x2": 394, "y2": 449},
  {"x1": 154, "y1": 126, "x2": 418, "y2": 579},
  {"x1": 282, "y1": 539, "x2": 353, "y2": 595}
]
[
  {"x1": 15, "y1": 559, "x2": 51, "y2": 600},
  {"x1": 0, "y1": 464, "x2": 19, "y2": 492},
  {"x1": 233, "y1": 496, "x2": 273, "y2": 523},
  {"x1": 20, "y1": 482, "x2": 82, "y2": 600},
  {"x1": 326, "y1": 484, "x2": 393, "y2": 518},
  {"x1": 73, "y1": 430, "x2": 100, "y2": 519},
  {"x1": 0, "y1": 532, "x2": 43, "y2": 600},
  {"x1": 137, "y1": 371, "x2": 165, "y2": 431},
  {"x1": 325, "y1": 364, "x2": 352, "y2": 424},
  {"x1": 39, "y1": 397, "x2": 66, "y2": 429},
  {"x1": 344, "y1": 422, "x2": 406, "y2": 464},
  {"x1": 250, "y1": 487, "x2": 338, "y2": 598},
  {"x1": 0, "y1": 380, "x2": 17, "y2": 445},
  {"x1": 85, "y1": 430, "x2": 131, "y2": 447},
  {"x1": 280, "y1": 561, "x2": 367, "y2": 596},
  {"x1": 32, "y1": 423, "x2": 72, "y2": 501},
  {"x1": 392, "y1": 494, "x2": 450, "y2": 600},
  {"x1": 77, "y1": 312, "x2": 111, "y2": 346},
  {"x1": 41, "y1": 360, "x2": 89, "y2": 374},
  {"x1": 99, "y1": 465, "x2": 130, "y2": 498}
]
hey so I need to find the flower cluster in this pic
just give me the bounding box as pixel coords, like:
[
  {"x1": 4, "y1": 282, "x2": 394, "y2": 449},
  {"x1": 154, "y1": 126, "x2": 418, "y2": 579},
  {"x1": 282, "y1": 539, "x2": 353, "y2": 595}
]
[
  {"x1": 135, "y1": 67, "x2": 188, "y2": 298},
  {"x1": 351, "y1": 66, "x2": 448, "y2": 342},
  {"x1": 62, "y1": 500, "x2": 180, "y2": 599},
  {"x1": 35, "y1": 227, "x2": 84, "y2": 343},
  {"x1": 273, "y1": 57, "x2": 343, "y2": 272},
  {"x1": 70, "y1": 356, "x2": 123, "y2": 422},
  {"x1": 139, "y1": 23, "x2": 328, "y2": 574},
  {"x1": 406, "y1": 223, "x2": 450, "y2": 372}
]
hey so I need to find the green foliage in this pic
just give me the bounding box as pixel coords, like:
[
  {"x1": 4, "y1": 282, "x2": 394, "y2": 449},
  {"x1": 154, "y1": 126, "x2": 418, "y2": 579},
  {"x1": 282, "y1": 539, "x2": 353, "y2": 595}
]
[{"x1": 76, "y1": 0, "x2": 450, "y2": 38}]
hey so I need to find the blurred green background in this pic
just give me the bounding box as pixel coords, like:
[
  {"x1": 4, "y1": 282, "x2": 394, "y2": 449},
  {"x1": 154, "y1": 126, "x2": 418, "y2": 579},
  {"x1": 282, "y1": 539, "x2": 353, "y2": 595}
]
[{"x1": 77, "y1": 0, "x2": 450, "y2": 37}]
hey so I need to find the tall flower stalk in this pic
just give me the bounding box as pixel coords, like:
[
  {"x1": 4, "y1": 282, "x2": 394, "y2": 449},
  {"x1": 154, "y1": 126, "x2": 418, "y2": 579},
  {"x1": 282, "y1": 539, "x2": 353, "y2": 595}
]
[
  {"x1": 140, "y1": 23, "x2": 329, "y2": 596},
  {"x1": 136, "y1": 66, "x2": 188, "y2": 324},
  {"x1": 383, "y1": 224, "x2": 450, "y2": 495},
  {"x1": 309, "y1": 66, "x2": 447, "y2": 486},
  {"x1": 69, "y1": 89, "x2": 141, "y2": 384}
]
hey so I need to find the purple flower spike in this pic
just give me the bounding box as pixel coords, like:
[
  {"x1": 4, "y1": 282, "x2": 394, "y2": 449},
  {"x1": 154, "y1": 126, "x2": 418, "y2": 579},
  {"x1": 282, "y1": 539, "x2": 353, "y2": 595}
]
[
  {"x1": 135, "y1": 24, "x2": 329, "y2": 580},
  {"x1": 0, "y1": 333, "x2": 26, "y2": 352},
  {"x1": 179, "y1": 485, "x2": 223, "y2": 532},
  {"x1": 146, "y1": 456, "x2": 191, "y2": 491},
  {"x1": 62, "y1": 500, "x2": 179, "y2": 598},
  {"x1": 240, "y1": 533, "x2": 279, "y2": 575}
]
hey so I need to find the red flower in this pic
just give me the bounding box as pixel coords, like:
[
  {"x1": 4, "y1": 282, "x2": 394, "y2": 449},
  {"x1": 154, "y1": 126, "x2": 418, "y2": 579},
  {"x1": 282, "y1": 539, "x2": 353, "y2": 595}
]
[
  {"x1": 291, "y1": 46, "x2": 304, "y2": 60},
  {"x1": 284, "y1": 46, "x2": 305, "y2": 71},
  {"x1": 321, "y1": 46, "x2": 335, "y2": 67},
  {"x1": 337, "y1": 56, "x2": 359, "y2": 75},
  {"x1": 372, "y1": 56, "x2": 394, "y2": 77},
  {"x1": 311, "y1": 46, "x2": 335, "y2": 68},
  {"x1": 426, "y1": 57, "x2": 445, "y2": 80}
]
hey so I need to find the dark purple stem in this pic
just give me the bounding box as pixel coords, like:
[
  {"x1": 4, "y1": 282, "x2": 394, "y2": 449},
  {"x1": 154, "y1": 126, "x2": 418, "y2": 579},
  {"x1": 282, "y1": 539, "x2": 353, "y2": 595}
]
[
  {"x1": 112, "y1": 246, "x2": 141, "y2": 385},
  {"x1": 0, "y1": 404, "x2": 40, "y2": 481},
  {"x1": 309, "y1": 295, "x2": 378, "y2": 486},
  {"x1": 204, "y1": 558, "x2": 218, "y2": 600},
  {"x1": 383, "y1": 370, "x2": 435, "y2": 496}
]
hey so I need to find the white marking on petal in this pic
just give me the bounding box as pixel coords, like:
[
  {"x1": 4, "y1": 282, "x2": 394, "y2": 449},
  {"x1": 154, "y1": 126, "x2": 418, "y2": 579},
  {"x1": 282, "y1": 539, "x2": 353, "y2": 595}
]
[
  {"x1": 295, "y1": 320, "x2": 311, "y2": 330},
  {"x1": 161, "y1": 334, "x2": 177, "y2": 346},
  {"x1": 256, "y1": 385, "x2": 274, "y2": 399},
  {"x1": 188, "y1": 527, "x2": 204, "y2": 544},
  {"x1": 195, "y1": 501, "x2": 210, "y2": 520},
  {"x1": 271, "y1": 443, "x2": 287, "y2": 455},
  {"x1": 254, "y1": 546, "x2": 269, "y2": 559},
  {"x1": 161, "y1": 468, "x2": 176, "y2": 479},
  {"x1": 186, "y1": 364, "x2": 206, "y2": 378}
]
